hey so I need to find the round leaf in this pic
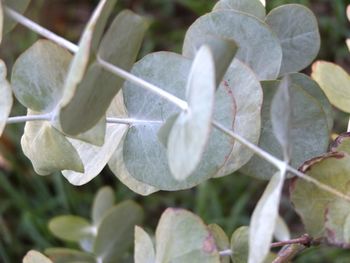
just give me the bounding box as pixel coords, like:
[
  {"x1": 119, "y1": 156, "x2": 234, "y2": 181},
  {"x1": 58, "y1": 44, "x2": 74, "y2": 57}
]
[
  {"x1": 214, "y1": 59, "x2": 262, "y2": 177},
  {"x1": 290, "y1": 152, "x2": 350, "y2": 238},
  {"x1": 91, "y1": 186, "x2": 115, "y2": 226},
  {"x1": 241, "y1": 81, "x2": 329, "y2": 180},
  {"x1": 208, "y1": 224, "x2": 230, "y2": 263},
  {"x1": 134, "y1": 226, "x2": 156, "y2": 263},
  {"x1": 122, "y1": 52, "x2": 235, "y2": 190},
  {"x1": 168, "y1": 46, "x2": 216, "y2": 180},
  {"x1": 21, "y1": 111, "x2": 84, "y2": 175},
  {"x1": 94, "y1": 200, "x2": 143, "y2": 263},
  {"x1": 23, "y1": 250, "x2": 52, "y2": 263},
  {"x1": 213, "y1": 0, "x2": 266, "y2": 20},
  {"x1": 231, "y1": 226, "x2": 249, "y2": 263},
  {"x1": 183, "y1": 10, "x2": 282, "y2": 80},
  {"x1": 48, "y1": 215, "x2": 93, "y2": 242},
  {"x1": 155, "y1": 208, "x2": 220, "y2": 263},
  {"x1": 311, "y1": 61, "x2": 350, "y2": 113},
  {"x1": 265, "y1": 4, "x2": 320, "y2": 75},
  {"x1": 59, "y1": 10, "x2": 148, "y2": 135},
  {"x1": 0, "y1": 60, "x2": 13, "y2": 137},
  {"x1": 11, "y1": 40, "x2": 71, "y2": 112}
]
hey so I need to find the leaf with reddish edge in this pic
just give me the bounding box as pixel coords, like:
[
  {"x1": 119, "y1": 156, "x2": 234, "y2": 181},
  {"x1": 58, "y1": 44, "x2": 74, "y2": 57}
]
[{"x1": 330, "y1": 132, "x2": 350, "y2": 155}]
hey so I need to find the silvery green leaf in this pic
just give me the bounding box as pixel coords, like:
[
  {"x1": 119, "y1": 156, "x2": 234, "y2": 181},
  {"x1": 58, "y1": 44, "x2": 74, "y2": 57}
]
[
  {"x1": 134, "y1": 226, "x2": 155, "y2": 263},
  {"x1": 91, "y1": 186, "x2": 115, "y2": 226},
  {"x1": 23, "y1": 250, "x2": 52, "y2": 263},
  {"x1": 213, "y1": 0, "x2": 266, "y2": 20},
  {"x1": 265, "y1": 4, "x2": 320, "y2": 75},
  {"x1": 123, "y1": 52, "x2": 235, "y2": 190},
  {"x1": 157, "y1": 114, "x2": 178, "y2": 147},
  {"x1": 183, "y1": 10, "x2": 282, "y2": 80},
  {"x1": 249, "y1": 171, "x2": 285, "y2": 263},
  {"x1": 59, "y1": 10, "x2": 148, "y2": 135},
  {"x1": 11, "y1": 40, "x2": 71, "y2": 112},
  {"x1": 21, "y1": 110, "x2": 84, "y2": 175},
  {"x1": 274, "y1": 215, "x2": 291, "y2": 242},
  {"x1": 241, "y1": 81, "x2": 329, "y2": 180},
  {"x1": 168, "y1": 46, "x2": 215, "y2": 180},
  {"x1": 155, "y1": 208, "x2": 220, "y2": 263},
  {"x1": 0, "y1": 60, "x2": 12, "y2": 137},
  {"x1": 214, "y1": 59, "x2": 262, "y2": 177},
  {"x1": 44, "y1": 248, "x2": 95, "y2": 263}
]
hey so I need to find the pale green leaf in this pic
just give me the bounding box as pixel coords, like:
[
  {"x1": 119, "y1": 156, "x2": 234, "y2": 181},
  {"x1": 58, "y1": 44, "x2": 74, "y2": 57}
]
[
  {"x1": 23, "y1": 250, "x2": 52, "y2": 263},
  {"x1": 48, "y1": 216, "x2": 93, "y2": 242},
  {"x1": 158, "y1": 114, "x2": 178, "y2": 147},
  {"x1": 324, "y1": 195, "x2": 350, "y2": 247},
  {"x1": 62, "y1": 123, "x2": 128, "y2": 185},
  {"x1": 183, "y1": 10, "x2": 282, "y2": 80},
  {"x1": 123, "y1": 52, "x2": 235, "y2": 190},
  {"x1": 265, "y1": 4, "x2": 320, "y2": 75},
  {"x1": 44, "y1": 248, "x2": 95, "y2": 263},
  {"x1": 241, "y1": 81, "x2": 329, "y2": 180},
  {"x1": 249, "y1": 171, "x2": 285, "y2": 263},
  {"x1": 270, "y1": 77, "x2": 291, "y2": 160},
  {"x1": 208, "y1": 224, "x2": 230, "y2": 263},
  {"x1": 311, "y1": 61, "x2": 350, "y2": 113},
  {"x1": 231, "y1": 226, "x2": 249, "y2": 263},
  {"x1": 11, "y1": 40, "x2": 71, "y2": 112},
  {"x1": 94, "y1": 200, "x2": 143, "y2": 263},
  {"x1": 91, "y1": 186, "x2": 115, "y2": 226},
  {"x1": 274, "y1": 215, "x2": 291, "y2": 242},
  {"x1": 134, "y1": 226, "x2": 155, "y2": 263},
  {"x1": 213, "y1": 0, "x2": 266, "y2": 20},
  {"x1": 168, "y1": 46, "x2": 215, "y2": 180},
  {"x1": 4, "y1": 0, "x2": 31, "y2": 34},
  {"x1": 21, "y1": 111, "x2": 84, "y2": 175},
  {"x1": 290, "y1": 152, "x2": 350, "y2": 238},
  {"x1": 155, "y1": 208, "x2": 220, "y2": 263},
  {"x1": 59, "y1": 10, "x2": 148, "y2": 135},
  {"x1": 289, "y1": 73, "x2": 333, "y2": 131},
  {"x1": 0, "y1": 60, "x2": 13, "y2": 137}
]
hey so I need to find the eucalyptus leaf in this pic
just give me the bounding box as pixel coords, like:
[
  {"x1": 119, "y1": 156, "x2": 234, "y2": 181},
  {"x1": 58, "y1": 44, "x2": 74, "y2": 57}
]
[
  {"x1": 289, "y1": 73, "x2": 333, "y2": 131},
  {"x1": 21, "y1": 111, "x2": 84, "y2": 175},
  {"x1": 155, "y1": 208, "x2": 220, "y2": 263},
  {"x1": 324, "y1": 195, "x2": 350, "y2": 247},
  {"x1": 94, "y1": 200, "x2": 143, "y2": 263},
  {"x1": 0, "y1": 60, "x2": 13, "y2": 137},
  {"x1": 249, "y1": 171, "x2": 285, "y2": 263},
  {"x1": 290, "y1": 152, "x2": 350, "y2": 238},
  {"x1": 134, "y1": 226, "x2": 156, "y2": 263},
  {"x1": 241, "y1": 81, "x2": 329, "y2": 180},
  {"x1": 208, "y1": 224, "x2": 230, "y2": 263},
  {"x1": 48, "y1": 215, "x2": 93, "y2": 242},
  {"x1": 231, "y1": 226, "x2": 249, "y2": 263},
  {"x1": 265, "y1": 4, "x2": 320, "y2": 75},
  {"x1": 214, "y1": 59, "x2": 262, "y2": 177},
  {"x1": 44, "y1": 248, "x2": 96, "y2": 263},
  {"x1": 183, "y1": 10, "x2": 282, "y2": 80},
  {"x1": 270, "y1": 76, "x2": 291, "y2": 160},
  {"x1": 158, "y1": 114, "x2": 179, "y2": 147},
  {"x1": 11, "y1": 40, "x2": 71, "y2": 112},
  {"x1": 59, "y1": 10, "x2": 148, "y2": 135},
  {"x1": 274, "y1": 215, "x2": 291, "y2": 242},
  {"x1": 311, "y1": 61, "x2": 350, "y2": 113},
  {"x1": 3, "y1": 0, "x2": 31, "y2": 34},
  {"x1": 212, "y1": 0, "x2": 266, "y2": 20},
  {"x1": 91, "y1": 186, "x2": 115, "y2": 226},
  {"x1": 168, "y1": 46, "x2": 215, "y2": 180},
  {"x1": 123, "y1": 52, "x2": 235, "y2": 190},
  {"x1": 23, "y1": 250, "x2": 52, "y2": 263}
]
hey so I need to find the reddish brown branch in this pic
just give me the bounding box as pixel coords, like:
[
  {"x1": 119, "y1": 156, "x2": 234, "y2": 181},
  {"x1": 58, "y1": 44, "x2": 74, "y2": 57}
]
[{"x1": 271, "y1": 234, "x2": 312, "y2": 248}]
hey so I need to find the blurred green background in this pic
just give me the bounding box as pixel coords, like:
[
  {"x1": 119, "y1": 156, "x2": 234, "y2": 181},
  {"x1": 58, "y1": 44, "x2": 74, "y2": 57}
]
[{"x1": 0, "y1": 0, "x2": 349, "y2": 262}]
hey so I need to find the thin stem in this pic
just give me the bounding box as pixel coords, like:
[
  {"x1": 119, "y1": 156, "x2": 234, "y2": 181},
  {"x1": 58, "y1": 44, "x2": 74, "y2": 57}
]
[
  {"x1": 271, "y1": 234, "x2": 311, "y2": 248},
  {"x1": 106, "y1": 117, "x2": 163, "y2": 125},
  {"x1": 4, "y1": 7, "x2": 78, "y2": 53},
  {"x1": 97, "y1": 57, "x2": 188, "y2": 111},
  {"x1": 219, "y1": 249, "x2": 232, "y2": 256},
  {"x1": 6, "y1": 114, "x2": 51, "y2": 124}
]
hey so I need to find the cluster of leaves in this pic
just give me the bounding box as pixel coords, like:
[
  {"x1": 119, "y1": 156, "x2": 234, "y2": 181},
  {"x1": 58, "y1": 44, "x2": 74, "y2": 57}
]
[{"x1": 1, "y1": 0, "x2": 349, "y2": 262}]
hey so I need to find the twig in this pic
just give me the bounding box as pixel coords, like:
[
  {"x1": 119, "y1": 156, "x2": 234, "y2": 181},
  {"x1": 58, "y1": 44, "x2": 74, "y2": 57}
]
[
  {"x1": 271, "y1": 234, "x2": 312, "y2": 248},
  {"x1": 272, "y1": 244, "x2": 306, "y2": 263}
]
